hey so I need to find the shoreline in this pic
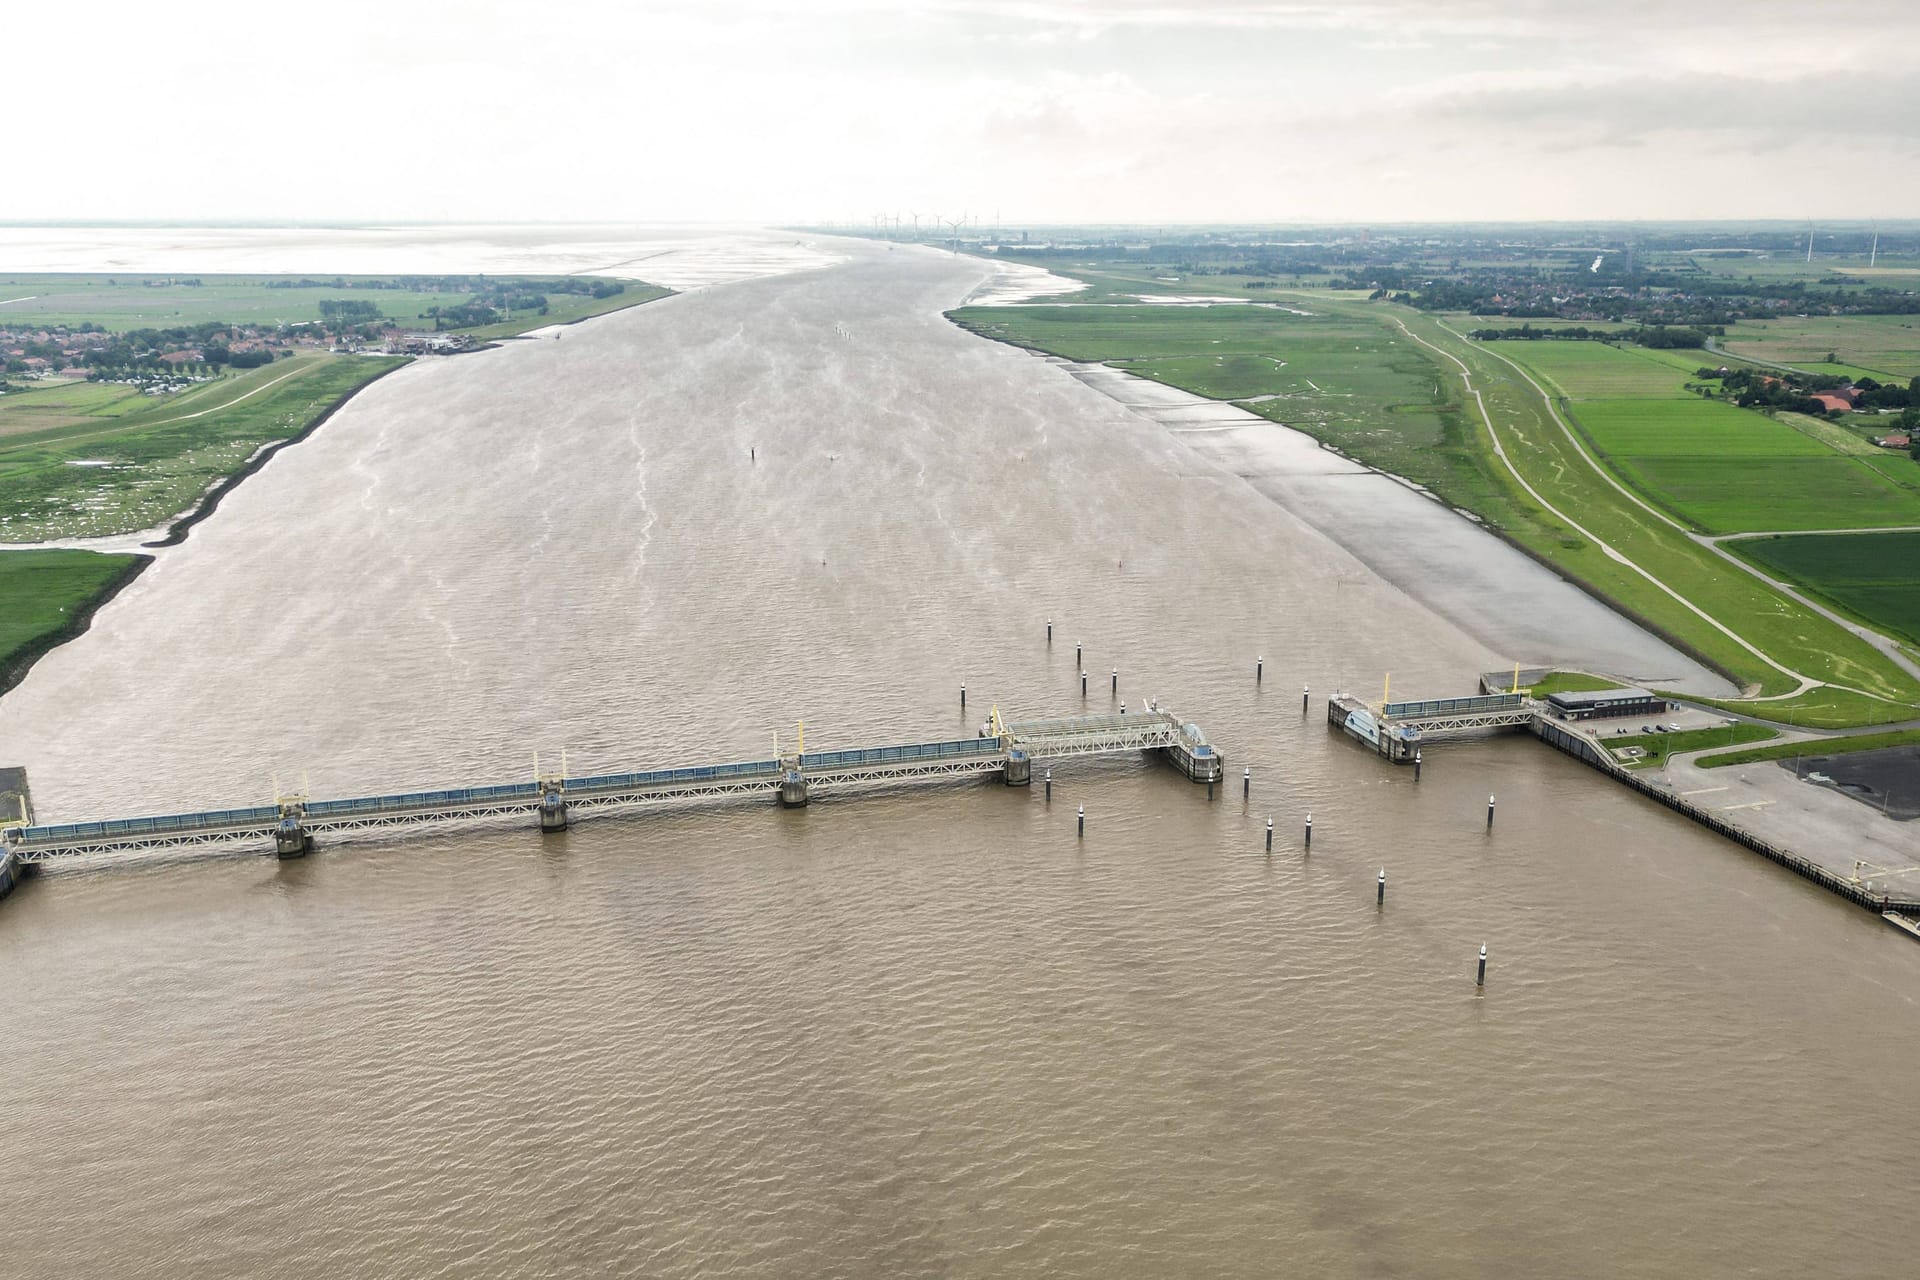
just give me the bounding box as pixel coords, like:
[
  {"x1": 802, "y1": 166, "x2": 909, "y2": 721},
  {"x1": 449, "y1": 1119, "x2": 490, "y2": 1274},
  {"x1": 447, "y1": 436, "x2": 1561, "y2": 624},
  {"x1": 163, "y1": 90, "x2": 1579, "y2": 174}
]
[
  {"x1": 0, "y1": 287, "x2": 674, "y2": 701},
  {"x1": 0, "y1": 359, "x2": 410, "y2": 701},
  {"x1": 0, "y1": 552, "x2": 151, "y2": 700},
  {"x1": 961, "y1": 323, "x2": 1737, "y2": 696},
  {"x1": 144, "y1": 357, "x2": 410, "y2": 549},
  {"x1": 948, "y1": 302, "x2": 1920, "y2": 922}
]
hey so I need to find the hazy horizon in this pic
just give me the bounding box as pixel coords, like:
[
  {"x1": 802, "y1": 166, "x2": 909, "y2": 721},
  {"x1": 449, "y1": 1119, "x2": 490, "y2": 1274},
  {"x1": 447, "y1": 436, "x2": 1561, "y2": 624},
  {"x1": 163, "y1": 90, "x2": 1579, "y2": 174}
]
[{"x1": 8, "y1": 1, "x2": 1919, "y2": 226}]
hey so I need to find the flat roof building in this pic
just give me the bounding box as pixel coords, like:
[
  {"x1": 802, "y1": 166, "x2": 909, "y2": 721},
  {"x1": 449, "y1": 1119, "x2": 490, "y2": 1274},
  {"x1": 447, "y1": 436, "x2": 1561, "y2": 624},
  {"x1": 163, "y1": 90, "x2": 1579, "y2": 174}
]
[{"x1": 1545, "y1": 687, "x2": 1670, "y2": 721}]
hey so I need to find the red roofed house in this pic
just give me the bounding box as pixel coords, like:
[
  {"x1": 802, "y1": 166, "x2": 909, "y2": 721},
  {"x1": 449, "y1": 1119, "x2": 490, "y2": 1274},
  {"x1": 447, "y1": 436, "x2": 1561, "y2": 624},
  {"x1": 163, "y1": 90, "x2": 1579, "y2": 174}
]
[{"x1": 1811, "y1": 393, "x2": 1854, "y2": 414}]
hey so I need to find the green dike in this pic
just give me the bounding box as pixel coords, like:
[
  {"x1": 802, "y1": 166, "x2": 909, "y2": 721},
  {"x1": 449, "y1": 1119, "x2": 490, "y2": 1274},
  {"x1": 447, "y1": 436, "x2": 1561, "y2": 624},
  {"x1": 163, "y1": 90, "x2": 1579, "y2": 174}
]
[
  {"x1": 1688, "y1": 686, "x2": 1916, "y2": 730},
  {"x1": 954, "y1": 292, "x2": 1920, "y2": 725},
  {"x1": 1396, "y1": 310, "x2": 1920, "y2": 714},
  {"x1": 0, "y1": 549, "x2": 146, "y2": 695},
  {"x1": 1698, "y1": 727, "x2": 1920, "y2": 769}
]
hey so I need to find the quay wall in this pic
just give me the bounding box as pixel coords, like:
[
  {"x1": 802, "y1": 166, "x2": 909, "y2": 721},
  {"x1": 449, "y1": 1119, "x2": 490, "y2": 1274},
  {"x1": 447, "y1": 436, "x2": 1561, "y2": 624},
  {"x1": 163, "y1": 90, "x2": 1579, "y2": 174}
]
[{"x1": 1530, "y1": 717, "x2": 1919, "y2": 916}]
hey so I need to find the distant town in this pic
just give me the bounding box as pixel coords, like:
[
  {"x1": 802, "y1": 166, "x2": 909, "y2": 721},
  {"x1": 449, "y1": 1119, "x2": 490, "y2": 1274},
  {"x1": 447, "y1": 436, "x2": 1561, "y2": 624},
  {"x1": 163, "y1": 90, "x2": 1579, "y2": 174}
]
[{"x1": 0, "y1": 275, "x2": 633, "y2": 393}]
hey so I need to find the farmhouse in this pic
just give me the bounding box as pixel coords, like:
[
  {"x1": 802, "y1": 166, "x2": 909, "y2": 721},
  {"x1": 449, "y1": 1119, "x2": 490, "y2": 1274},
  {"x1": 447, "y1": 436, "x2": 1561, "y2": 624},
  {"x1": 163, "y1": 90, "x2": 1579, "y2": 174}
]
[{"x1": 1811, "y1": 393, "x2": 1855, "y2": 414}]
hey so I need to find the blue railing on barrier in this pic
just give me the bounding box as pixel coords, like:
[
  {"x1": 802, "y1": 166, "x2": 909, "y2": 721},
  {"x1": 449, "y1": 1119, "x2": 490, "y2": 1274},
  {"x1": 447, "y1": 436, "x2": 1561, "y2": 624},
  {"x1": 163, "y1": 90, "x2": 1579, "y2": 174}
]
[
  {"x1": 802, "y1": 739, "x2": 1000, "y2": 769},
  {"x1": 18, "y1": 719, "x2": 1194, "y2": 849},
  {"x1": 567, "y1": 759, "x2": 782, "y2": 792},
  {"x1": 23, "y1": 805, "x2": 281, "y2": 843},
  {"x1": 1382, "y1": 693, "x2": 1527, "y2": 718},
  {"x1": 305, "y1": 782, "x2": 541, "y2": 818}
]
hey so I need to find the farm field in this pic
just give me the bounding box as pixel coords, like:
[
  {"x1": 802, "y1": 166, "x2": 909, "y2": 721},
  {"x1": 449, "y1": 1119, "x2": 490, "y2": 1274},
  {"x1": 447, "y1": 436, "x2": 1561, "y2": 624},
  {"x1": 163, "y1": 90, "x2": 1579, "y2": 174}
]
[
  {"x1": 1505, "y1": 342, "x2": 1712, "y2": 400},
  {"x1": 0, "y1": 274, "x2": 666, "y2": 334},
  {"x1": 1493, "y1": 340, "x2": 1920, "y2": 533},
  {"x1": 1717, "y1": 314, "x2": 1920, "y2": 380},
  {"x1": 0, "y1": 378, "x2": 149, "y2": 436},
  {"x1": 1730, "y1": 531, "x2": 1920, "y2": 648}
]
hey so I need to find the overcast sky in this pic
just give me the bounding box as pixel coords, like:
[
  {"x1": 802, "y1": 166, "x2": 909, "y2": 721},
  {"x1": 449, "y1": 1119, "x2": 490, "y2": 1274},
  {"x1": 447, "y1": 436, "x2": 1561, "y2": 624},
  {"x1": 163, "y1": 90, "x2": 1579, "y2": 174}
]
[{"x1": 11, "y1": 0, "x2": 1918, "y2": 226}]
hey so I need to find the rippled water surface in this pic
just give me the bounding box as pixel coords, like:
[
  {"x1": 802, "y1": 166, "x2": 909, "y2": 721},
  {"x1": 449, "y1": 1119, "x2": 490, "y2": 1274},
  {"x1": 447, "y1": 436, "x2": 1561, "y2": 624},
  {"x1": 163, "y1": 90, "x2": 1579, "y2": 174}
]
[{"x1": 2, "y1": 236, "x2": 1916, "y2": 1278}]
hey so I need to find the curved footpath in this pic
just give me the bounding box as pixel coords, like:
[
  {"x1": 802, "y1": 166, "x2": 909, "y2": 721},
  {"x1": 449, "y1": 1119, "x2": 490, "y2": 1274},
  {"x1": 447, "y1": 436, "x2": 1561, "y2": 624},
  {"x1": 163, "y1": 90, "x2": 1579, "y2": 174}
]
[{"x1": 1442, "y1": 320, "x2": 1920, "y2": 689}]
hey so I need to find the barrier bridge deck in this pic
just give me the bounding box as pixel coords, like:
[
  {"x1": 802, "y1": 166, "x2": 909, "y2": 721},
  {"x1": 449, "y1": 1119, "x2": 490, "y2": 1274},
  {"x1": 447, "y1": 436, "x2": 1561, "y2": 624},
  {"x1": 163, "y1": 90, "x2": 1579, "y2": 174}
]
[{"x1": 4, "y1": 709, "x2": 1222, "y2": 864}]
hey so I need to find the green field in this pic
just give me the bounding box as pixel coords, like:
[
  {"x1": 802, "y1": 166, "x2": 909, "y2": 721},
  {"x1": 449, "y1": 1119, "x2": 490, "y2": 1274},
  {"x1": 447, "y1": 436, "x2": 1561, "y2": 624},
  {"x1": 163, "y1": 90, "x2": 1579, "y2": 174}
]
[
  {"x1": 1730, "y1": 531, "x2": 1920, "y2": 647},
  {"x1": 1717, "y1": 315, "x2": 1920, "y2": 380},
  {"x1": 0, "y1": 354, "x2": 404, "y2": 541},
  {"x1": 1491, "y1": 340, "x2": 1920, "y2": 534},
  {"x1": 0, "y1": 273, "x2": 667, "y2": 335},
  {"x1": 0, "y1": 548, "x2": 144, "y2": 693},
  {"x1": 1697, "y1": 726, "x2": 1920, "y2": 769},
  {"x1": 0, "y1": 378, "x2": 149, "y2": 433},
  {"x1": 1607, "y1": 722, "x2": 1777, "y2": 768},
  {"x1": 1491, "y1": 341, "x2": 1706, "y2": 400}
]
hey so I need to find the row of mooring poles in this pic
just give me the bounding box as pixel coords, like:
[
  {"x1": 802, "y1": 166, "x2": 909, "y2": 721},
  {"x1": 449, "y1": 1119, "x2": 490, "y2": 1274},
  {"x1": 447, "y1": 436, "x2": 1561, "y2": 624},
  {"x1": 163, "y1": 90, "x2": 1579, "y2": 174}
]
[{"x1": 1040, "y1": 626, "x2": 1496, "y2": 985}]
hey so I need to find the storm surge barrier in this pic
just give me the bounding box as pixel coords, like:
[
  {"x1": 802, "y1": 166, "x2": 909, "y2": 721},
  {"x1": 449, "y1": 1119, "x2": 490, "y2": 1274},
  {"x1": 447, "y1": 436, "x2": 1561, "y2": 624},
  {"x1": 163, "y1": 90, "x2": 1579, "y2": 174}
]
[{"x1": 2, "y1": 706, "x2": 1224, "y2": 869}]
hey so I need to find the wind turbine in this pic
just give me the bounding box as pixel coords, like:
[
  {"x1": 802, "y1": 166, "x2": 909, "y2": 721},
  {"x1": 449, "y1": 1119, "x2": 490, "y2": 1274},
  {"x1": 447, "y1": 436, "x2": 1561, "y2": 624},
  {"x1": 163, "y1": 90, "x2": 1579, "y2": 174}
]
[
  {"x1": 1870, "y1": 220, "x2": 1880, "y2": 269},
  {"x1": 1806, "y1": 218, "x2": 1815, "y2": 265}
]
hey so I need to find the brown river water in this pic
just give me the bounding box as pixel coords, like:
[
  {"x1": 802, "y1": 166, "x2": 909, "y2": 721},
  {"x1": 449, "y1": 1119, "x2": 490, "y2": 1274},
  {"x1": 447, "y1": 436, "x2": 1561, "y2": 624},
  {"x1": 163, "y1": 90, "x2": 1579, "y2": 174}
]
[{"x1": 2, "y1": 237, "x2": 1916, "y2": 1277}]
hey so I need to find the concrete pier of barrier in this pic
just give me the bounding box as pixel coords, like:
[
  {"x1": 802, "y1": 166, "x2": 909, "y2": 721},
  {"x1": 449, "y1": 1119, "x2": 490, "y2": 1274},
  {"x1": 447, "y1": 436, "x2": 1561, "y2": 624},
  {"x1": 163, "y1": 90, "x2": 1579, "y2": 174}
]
[
  {"x1": 0, "y1": 845, "x2": 24, "y2": 901},
  {"x1": 538, "y1": 784, "x2": 569, "y2": 833},
  {"x1": 0, "y1": 765, "x2": 30, "y2": 900}
]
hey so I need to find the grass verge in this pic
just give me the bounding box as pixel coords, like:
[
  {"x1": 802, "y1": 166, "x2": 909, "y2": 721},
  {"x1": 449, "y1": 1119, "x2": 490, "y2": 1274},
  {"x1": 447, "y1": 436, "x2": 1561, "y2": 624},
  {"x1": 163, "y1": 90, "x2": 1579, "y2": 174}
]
[
  {"x1": 1602, "y1": 722, "x2": 1777, "y2": 768},
  {"x1": 1698, "y1": 728, "x2": 1920, "y2": 769},
  {"x1": 0, "y1": 549, "x2": 147, "y2": 696}
]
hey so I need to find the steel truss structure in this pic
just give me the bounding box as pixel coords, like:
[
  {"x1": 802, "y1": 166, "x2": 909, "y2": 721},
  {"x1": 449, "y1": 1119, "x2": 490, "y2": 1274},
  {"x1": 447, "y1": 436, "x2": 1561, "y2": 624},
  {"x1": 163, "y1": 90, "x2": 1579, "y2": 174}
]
[
  {"x1": 1390, "y1": 708, "x2": 1536, "y2": 739},
  {"x1": 9, "y1": 709, "x2": 1219, "y2": 865}
]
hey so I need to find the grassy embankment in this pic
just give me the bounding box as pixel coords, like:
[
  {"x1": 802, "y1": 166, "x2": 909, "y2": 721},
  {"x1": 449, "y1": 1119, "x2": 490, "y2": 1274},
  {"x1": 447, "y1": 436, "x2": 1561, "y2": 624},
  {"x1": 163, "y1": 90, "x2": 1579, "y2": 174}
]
[
  {"x1": 0, "y1": 549, "x2": 146, "y2": 692},
  {"x1": 0, "y1": 354, "x2": 406, "y2": 542},
  {"x1": 1356, "y1": 309, "x2": 1920, "y2": 725},
  {"x1": 0, "y1": 274, "x2": 666, "y2": 692},
  {"x1": 952, "y1": 277, "x2": 1920, "y2": 727},
  {"x1": 0, "y1": 354, "x2": 404, "y2": 693}
]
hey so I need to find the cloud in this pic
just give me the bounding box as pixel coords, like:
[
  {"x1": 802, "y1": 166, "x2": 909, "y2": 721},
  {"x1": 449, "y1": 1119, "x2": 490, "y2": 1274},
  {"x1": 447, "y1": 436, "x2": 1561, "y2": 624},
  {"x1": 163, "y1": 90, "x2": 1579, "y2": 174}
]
[
  {"x1": 6, "y1": 0, "x2": 1920, "y2": 223},
  {"x1": 1421, "y1": 69, "x2": 1920, "y2": 150}
]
